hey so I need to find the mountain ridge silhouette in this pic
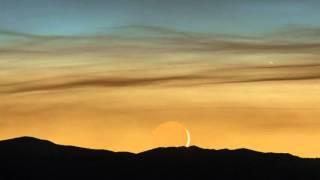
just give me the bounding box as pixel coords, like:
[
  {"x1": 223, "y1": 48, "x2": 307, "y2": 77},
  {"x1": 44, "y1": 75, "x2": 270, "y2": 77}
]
[{"x1": 0, "y1": 136, "x2": 319, "y2": 180}]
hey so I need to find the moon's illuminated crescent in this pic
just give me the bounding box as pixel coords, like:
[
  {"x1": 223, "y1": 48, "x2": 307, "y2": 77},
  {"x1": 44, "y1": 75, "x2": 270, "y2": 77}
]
[{"x1": 185, "y1": 129, "x2": 191, "y2": 147}]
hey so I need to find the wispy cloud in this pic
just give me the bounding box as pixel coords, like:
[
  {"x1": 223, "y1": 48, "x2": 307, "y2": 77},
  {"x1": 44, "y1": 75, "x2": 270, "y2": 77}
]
[
  {"x1": 1, "y1": 25, "x2": 320, "y2": 94},
  {"x1": 1, "y1": 62, "x2": 320, "y2": 94},
  {"x1": 1, "y1": 25, "x2": 320, "y2": 54}
]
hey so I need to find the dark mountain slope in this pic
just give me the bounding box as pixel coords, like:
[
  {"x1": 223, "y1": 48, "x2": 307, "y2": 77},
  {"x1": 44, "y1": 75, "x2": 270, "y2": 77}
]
[{"x1": 0, "y1": 137, "x2": 319, "y2": 180}]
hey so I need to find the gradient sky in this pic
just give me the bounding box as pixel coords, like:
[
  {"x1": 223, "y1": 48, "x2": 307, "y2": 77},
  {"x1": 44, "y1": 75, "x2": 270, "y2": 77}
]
[{"x1": 1, "y1": 0, "x2": 320, "y2": 157}]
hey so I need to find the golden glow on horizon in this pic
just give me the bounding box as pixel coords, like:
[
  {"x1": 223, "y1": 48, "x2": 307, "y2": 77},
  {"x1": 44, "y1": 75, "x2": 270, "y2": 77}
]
[{"x1": 2, "y1": 82, "x2": 320, "y2": 157}]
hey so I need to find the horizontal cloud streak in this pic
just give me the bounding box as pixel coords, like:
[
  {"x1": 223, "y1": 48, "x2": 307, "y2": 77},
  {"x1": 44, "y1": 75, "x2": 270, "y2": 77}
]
[
  {"x1": 2, "y1": 63, "x2": 320, "y2": 94},
  {"x1": 1, "y1": 25, "x2": 320, "y2": 55},
  {"x1": 1, "y1": 25, "x2": 320, "y2": 94}
]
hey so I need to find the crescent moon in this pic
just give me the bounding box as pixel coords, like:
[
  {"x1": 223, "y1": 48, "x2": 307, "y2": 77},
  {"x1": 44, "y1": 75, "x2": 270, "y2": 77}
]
[{"x1": 185, "y1": 129, "x2": 191, "y2": 147}]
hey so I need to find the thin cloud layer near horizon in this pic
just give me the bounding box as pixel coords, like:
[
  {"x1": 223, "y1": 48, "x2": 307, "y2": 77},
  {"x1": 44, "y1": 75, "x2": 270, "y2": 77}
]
[{"x1": 1, "y1": 0, "x2": 320, "y2": 157}]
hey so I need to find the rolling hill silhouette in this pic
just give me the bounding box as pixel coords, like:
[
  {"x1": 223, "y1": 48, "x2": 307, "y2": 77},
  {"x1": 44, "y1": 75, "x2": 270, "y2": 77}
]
[{"x1": 1, "y1": 136, "x2": 320, "y2": 180}]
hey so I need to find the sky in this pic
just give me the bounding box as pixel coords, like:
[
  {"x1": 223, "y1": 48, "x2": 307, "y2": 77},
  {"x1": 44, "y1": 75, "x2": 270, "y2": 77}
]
[{"x1": 1, "y1": 0, "x2": 320, "y2": 157}]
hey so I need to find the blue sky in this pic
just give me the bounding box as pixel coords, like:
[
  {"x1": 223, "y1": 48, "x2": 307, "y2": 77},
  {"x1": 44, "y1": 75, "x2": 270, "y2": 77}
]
[{"x1": 1, "y1": 0, "x2": 320, "y2": 35}]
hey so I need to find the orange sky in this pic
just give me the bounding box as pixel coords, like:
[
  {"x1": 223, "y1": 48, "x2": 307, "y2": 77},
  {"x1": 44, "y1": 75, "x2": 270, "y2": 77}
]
[{"x1": 1, "y1": 27, "x2": 320, "y2": 157}]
